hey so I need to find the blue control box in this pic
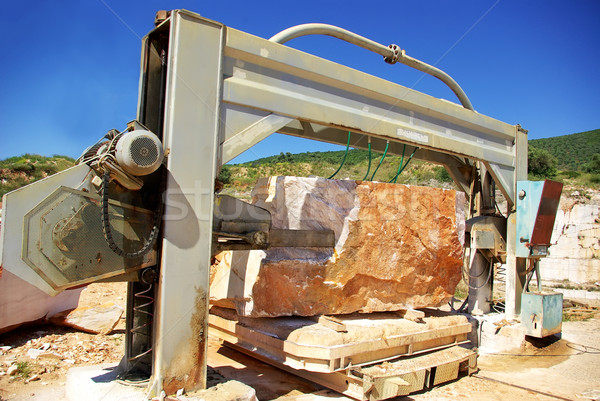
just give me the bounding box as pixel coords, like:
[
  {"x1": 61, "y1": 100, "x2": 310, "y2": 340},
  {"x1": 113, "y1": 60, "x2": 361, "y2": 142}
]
[{"x1": 520, "y1": 292, "x2": 563, "y2": 337}]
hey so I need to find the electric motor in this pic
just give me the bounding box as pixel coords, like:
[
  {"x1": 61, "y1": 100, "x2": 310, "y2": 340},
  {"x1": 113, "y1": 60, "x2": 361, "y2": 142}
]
[{"x1": 115, "y1": 130, "x2": 164, "y2": 176}]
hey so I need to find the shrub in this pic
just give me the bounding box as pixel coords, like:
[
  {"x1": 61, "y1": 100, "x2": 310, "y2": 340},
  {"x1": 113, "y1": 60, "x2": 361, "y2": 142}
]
[
  {"x1": 589, "y1": 174, "x2": 600, "y2": 184},
  {"x1": 218, "y1": 165, "x2": 232, "y2": 184},
  {"x1": 585, "y1": 154, "x2": 600, "y2": 174},
  {"x1": 15, "y1": 361, "x2": 32, "y2": 379},
  {"x1": 528, "y1": 147, "x2": 557, "y2": 177}
]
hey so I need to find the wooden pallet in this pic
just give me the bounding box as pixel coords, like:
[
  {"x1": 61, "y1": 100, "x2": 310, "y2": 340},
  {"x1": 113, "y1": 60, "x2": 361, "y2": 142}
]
[
  {"x1": 209, "y1": 308, "x2": 477, "y2": 400},
  {"x1": 208, "y1": 308, "x2": 472, "y2": 373},
  {"x1": 225, "y1": 341, "x2": 477, "y2": 401}
]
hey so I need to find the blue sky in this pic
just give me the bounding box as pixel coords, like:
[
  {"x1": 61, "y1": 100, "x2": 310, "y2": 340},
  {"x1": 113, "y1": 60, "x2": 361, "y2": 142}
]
[{"x1": 1, "y1": 1, "x2": 598, "y2": 163}]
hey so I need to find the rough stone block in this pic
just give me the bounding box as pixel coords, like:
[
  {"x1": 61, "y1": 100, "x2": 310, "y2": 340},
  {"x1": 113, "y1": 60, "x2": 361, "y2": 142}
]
[
  {"x1": 49, "y1": 301, "x2": 123, "y2": 334},
  {"x1": 210, "y1": 176, "x2": 465, "y2": 317}
]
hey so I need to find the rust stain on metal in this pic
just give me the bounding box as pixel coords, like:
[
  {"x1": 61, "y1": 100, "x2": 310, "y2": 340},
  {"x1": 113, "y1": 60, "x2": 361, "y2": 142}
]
[
  {"x1": 530, "y1": 180, "x2": 563, "y2": 246},
  {"x1": 163, "y1": 287, "x2": 208, "y2": 395}
]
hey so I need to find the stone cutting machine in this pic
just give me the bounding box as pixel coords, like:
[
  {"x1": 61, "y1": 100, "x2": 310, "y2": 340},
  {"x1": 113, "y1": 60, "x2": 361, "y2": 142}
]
[{"x1": 0, "y1": 10, "x2": 562, "y2": 397}]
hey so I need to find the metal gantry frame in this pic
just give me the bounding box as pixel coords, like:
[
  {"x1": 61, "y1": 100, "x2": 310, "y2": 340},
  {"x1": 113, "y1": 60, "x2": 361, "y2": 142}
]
[{"x1": 133, "y1": 10, "x2": 527, "y2": 395}]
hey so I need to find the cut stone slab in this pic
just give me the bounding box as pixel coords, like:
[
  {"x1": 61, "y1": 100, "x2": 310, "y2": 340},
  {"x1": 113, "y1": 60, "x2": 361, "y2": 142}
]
[
  {"x1": 49, "y1": 301, "x2": 123, "y2": 334},
  {"x1": 210, "y1": 176, "x2": 465, "y2": 317}
]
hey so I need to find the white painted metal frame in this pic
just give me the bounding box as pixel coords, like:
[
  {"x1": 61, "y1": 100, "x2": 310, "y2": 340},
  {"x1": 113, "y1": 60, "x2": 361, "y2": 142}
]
[
  {"x1": 221, "y1": 26, "x2": 519, "y2": 205},
  {"x1": 148, "y1": 11, "x2": 225, "y2": 396},
  {"x1": 0, "y1": 164, "x2": 94, "y2": 295},
  {"x1": 145, "y1": 10, "x2": 525, "y2": 394}
]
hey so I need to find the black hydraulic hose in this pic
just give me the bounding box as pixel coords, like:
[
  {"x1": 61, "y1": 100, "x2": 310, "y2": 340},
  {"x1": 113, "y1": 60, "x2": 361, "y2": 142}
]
[
  {"x1": 101, "y1": 171, "x2": 162, "y2": 259},
  {"x1": 390, "y1": 144, "x2": 406, "y2": 183},
  {"x1": 461, "y1": 254, "x2": 494, "y2": 290},
  {"x1": 390, "y1": 146, "x2": 418, "y2": 183}
]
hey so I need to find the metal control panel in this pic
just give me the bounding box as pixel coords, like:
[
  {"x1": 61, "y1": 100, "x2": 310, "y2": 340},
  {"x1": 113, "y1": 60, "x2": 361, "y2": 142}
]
[
  {"x1": 516, "y1": 180, "x2": 563, "y2": 337},
  {"x1": 516, "y1": 180, "x2": 563, "y2": 258}
]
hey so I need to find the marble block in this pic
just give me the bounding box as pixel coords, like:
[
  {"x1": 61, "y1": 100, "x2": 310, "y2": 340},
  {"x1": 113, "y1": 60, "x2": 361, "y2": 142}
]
[{"x1": 210, "y1": 176, "x2": 465, "y2": 317}]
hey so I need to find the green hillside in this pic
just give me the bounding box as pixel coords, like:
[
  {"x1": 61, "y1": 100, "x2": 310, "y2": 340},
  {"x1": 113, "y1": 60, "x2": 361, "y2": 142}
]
[
  {"x1": 2, "y1": 129, "x2": 599, "y2": 200},
  {"x1": 223, "y1": 149, "x2": 452, "y2": 197},
  {"x1": 0, "y1": 154, "x2": 75, "y2": 198},
  {"x1": 529, "y1": 129, "x2": 600, "y2": 171},
  {"x1": 224, "y1": 129, "x2": 600, "y2": 194}
]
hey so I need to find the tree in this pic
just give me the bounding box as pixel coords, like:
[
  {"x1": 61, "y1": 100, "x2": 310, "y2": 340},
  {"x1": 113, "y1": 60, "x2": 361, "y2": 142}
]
[
  {"x1": 528, "y1": 147, "x2": 557, "y2": 177},
  {"x1": 218, "y1": 164, "x2": 232, "y2": 184}
]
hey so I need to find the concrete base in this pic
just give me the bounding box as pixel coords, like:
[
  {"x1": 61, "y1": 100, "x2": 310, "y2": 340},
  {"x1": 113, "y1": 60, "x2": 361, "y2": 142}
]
[
  {"x1": 65, "y1": 364, "x2": 147, "y2": 401},
  {"x1": 475, "y1": 313, "x2": 528, "y2": 355},
  {"x1": 65, "y1": 363, "x2": 259, "y2": 401}
]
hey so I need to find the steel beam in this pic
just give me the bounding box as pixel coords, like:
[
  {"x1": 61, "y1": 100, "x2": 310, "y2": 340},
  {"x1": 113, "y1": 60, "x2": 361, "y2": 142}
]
[
  {"x1": 222, "y1": 27, "x2": 518, "y2": 203},
  {"x1": 505, "y1": 128, "x2": 529, "y2": 319},
  {"x1": 222, "y1": 113, "x2": 293, "y2": 163},
  {"x1": 148, "y1": 11, "x2": 224, "y2": 396}
]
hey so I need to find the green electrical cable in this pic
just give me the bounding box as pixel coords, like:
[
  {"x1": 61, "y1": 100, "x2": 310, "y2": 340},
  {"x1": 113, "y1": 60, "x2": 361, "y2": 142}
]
[
  {"x1": 390, "y1": 144, "x2": 406, "y2": 183},
  {"x1": 329, "y1": 131, "x2": 351, "y2": 179},
  {"x1": 370, "y1": 141, "x2": 389, "y2": 181},
  {"x1": 362, "y1": 140, "x2": 372, "y2": 180},
  {"x1": 391, "y1": 146, "x2": 418, "y2": 183}
]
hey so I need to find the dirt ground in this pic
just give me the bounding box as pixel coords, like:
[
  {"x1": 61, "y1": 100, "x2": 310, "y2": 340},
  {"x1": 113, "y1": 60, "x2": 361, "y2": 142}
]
[
  {"x1": 0, "y1": 282, "x2": 127, "y2": 401},
  {"x1": 1, "y1": 283, "x2": 600, "y2": 401}
]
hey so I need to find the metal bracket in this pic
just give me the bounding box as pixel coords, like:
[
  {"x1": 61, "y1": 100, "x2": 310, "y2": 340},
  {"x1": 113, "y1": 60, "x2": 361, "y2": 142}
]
[
  {"x1": 384, "y1": 44, "x2": 402, "y2": 64},
  {"x1": 212, "y1": 195, "x2": 335, "y2": 253},
  {"x1": 466, "y1": 215, "x2": 507, "y2": 262}
]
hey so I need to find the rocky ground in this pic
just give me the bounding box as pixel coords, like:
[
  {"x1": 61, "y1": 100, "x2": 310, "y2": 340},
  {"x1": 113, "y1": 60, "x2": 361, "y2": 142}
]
[
  {"x1": 0, "y1": 282, "x2": 126, "y2": 401},
  {"x1": 1, "y1": 282, "x2": 600, "y2": 401}
]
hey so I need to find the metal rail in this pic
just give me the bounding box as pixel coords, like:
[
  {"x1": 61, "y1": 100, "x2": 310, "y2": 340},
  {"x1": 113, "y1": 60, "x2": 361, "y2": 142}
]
[{"x1": 269, "y1": 23, "x2": 474, "y2": 111}]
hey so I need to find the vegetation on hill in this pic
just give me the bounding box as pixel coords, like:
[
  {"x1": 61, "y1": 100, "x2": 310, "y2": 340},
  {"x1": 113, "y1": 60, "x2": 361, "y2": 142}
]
[
  {"x1": 0, "y1": 154, "x2": 75, "y2": 198},
  {"x1": 220, "y1": 149, "x2": 453, "y2": 197},
  {"x1": 529, "y1": 129, "x2": 600, "y2": 171},
  {"x1": 528, "y1": 129, "x2": 600, "y2": 186},
  {"x1": 240, "y1": 149, "x2": 373, "y2": 167},
  {"x1": 1, "y1": 128, "x2": 598, "y2": 200}
]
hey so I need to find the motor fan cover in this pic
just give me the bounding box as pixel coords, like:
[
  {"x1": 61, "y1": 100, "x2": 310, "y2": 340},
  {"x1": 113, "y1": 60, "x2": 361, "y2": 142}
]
[{"x1": 115, "y1": 130, "x2": 163, "y2": 176}]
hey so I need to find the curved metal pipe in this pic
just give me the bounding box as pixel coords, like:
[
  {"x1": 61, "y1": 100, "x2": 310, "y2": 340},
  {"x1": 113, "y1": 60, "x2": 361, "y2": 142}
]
[
  {"x1": 397, "y1": 51, "x2": 474, "y2": 110},
  {"x1": 269, "y1": 23, "x2": 394, "y2": 58},
  {"x1": 269, "y1": 23, "x2": 474, "y2": 111}
]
